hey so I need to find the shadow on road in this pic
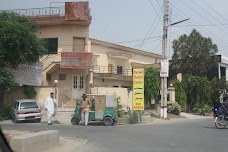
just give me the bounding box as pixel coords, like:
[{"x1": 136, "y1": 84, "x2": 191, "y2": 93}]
[{"x1": 203, "y1": 126, "x2": 228, "y2": 129}]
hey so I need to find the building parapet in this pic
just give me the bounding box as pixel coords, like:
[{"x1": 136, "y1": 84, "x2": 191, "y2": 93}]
[
  {"x1": 0, "y1": 6, "x2": 65, "y2": 17},
  {"x1": 0, "y1": 2, "x2": 92, "y2": 24}
]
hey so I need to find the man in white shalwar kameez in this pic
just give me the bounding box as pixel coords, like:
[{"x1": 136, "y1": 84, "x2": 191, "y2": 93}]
[{"x1": 45, "y1": 92, "x2": 57, "y2": 125}]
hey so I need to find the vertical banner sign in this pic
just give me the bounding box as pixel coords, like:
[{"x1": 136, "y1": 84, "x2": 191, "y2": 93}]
[
  {"x1": 160, "y1": 59, "x2": 169, "y2": 77},
  {"x1": 133, "y1": 68, "x2": 144, "y2": 110}
]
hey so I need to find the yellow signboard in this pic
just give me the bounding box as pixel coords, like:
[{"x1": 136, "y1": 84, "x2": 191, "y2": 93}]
[{"x1": 133, "y1": 68, "x2": 144, "y2": 110}]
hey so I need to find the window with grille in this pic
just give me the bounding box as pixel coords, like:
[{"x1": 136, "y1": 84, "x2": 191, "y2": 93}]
[
  {"x1": 73, "y1": 76, "x2": 77, "y2": 89},
  {"x1": 46, "y1": 74, "x2": 51, "y2": 81},
  {"x1": 79, "y1": 76, "x2": 84, "y2": 89},
  {"x1": 59, "y1": 74, "x2": 66, "y2": 80},
  {"x1": 117, "y1": 66, "x2": 123, "y2": 74},
  {"x1": 167, "y1": 93, "x2": 170, "y2": 102},
  {"x1": 73, "y1": 37, "x2": 85, "y2": 52},
  {"x1": 43, "y1": 38, "x2": 58, "y2": 54}
]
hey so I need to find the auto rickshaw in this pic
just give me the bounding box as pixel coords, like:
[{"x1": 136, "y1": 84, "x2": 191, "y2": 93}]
[{"x1": 71, "y1": 94, "x2": 118, "y2": 126}]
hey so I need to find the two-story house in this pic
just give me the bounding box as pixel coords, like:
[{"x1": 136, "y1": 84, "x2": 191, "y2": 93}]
[{"x1": 3, "y1": 2, "x2": 162, "y2": 110}]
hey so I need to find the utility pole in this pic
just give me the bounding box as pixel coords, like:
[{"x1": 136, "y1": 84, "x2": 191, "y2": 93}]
[{"x1": 160, "y1": 0, "x2": 169, "y2": 119}]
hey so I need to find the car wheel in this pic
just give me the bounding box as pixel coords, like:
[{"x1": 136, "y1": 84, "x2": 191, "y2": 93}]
[
  {"x1": 71, "y1": 117, "x2": 80, "y2": 125},
  {"x1": 13, "y1": 116, "x2": 18, "y2": 123},
  {"x1": 103, "y1": 117, "x2": 114, "y2": 126}
]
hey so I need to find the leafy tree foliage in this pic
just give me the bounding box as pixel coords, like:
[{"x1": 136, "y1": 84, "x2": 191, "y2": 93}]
[
  {"x1": 0, "y1": 12, "x2": 45, "y2": 68},
  {"x1": 183, "y1": 76, "x2": 211, "y2": 111},
  {"x1": 24, "y1": 86, "x2": 37, "y2": 99},
  {"x1": 210, "y1": 77, "x2": 227, "y2": 101},
  {"x1": 0, "y1": 69, "x2": 18, "y2": 94},
  {"x1": 174, "y1": 80, "x2": 186, "y2": 111},
  {"x1": 0, "y1": 12, "x2": 45, "y2": 104},
  {"x1": 171, "y1": 29, "x2": 218, "y2": 76},
  {"x1": 144, "y1": 67, "x2": 160, "y2": 105}
]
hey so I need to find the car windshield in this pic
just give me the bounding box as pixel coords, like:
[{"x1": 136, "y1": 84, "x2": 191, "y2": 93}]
[{"x1": 20, "y1": 102, "x2": 39, "y2": 109}]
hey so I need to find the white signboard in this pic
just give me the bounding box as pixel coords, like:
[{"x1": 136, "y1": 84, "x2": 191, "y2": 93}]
[
  {"x1": 9, "y1": 62, "x2": 43, "y2": 86},
  {"x1": 160, "y1": 59, "x2": 169, "y2": 77}
]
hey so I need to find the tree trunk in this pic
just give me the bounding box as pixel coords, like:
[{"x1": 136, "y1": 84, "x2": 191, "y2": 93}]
[{"x1": 0, "y1": 93, "x2": 4, "y2": 107}]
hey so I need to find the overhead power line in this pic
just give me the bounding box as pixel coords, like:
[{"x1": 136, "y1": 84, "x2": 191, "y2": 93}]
[
  {"x1": 170, "y1": 3, "x2": 228, "y2": 52},
  {"x1": 148, "y1": 0, "x2": 160, "y2": 17},
  {"x1": 115, "y1": 36, "x2": 162, "y2": 44},
  {"x1": 137, "y1": 0, "x2": 163, "y2": 48},
  {"x1": 200, "y1": 0, "x2": 228, "y2": 24},
  {"x1": 155, "y1": 0, "x2": 163, "y2": 12},
  {"x1": 131, "y1": 37, "x2": 162, "y2": 48},
  {"x1": 180, "y1": 0, "x2": 228, "y2": 39},
  {"x1": 172, "y1": 24, "x2": 228, "y2": 27},
  {"x1": 171, "y1": 10, "x2": 228, "y2": 54}
]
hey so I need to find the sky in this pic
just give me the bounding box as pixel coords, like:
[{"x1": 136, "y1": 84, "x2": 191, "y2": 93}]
[{"x1": 0, "y1": 0, "x2": 228, "y2": 57}]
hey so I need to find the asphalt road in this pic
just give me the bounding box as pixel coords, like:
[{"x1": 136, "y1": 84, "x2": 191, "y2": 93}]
[{"x1": 1, "y1": 118, "x2": 228, "y2": 152}]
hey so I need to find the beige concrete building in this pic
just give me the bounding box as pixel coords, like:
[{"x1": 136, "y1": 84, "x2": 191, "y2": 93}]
[{"x1": 3, "y1": 2, "x2": 171, "y2": 110}]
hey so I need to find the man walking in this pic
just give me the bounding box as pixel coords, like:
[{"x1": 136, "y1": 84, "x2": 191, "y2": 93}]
[
  {"x1": 45, "y1": 92, "x2": 57, "y2": 125},
  {"x1": 81, "y1": 94, "x2": 91, "y2": 126}
]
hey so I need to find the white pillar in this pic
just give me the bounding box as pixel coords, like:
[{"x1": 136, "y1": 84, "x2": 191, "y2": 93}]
[
  {"x1": 89, "y1": 69, "x2": 93, "y2": 94},
  {"x1": 226, "y1": 66, "x2": 228, "y2": 81},
  {"x1": 218, "y1": 63, "x2": 221, "y2": 79}
]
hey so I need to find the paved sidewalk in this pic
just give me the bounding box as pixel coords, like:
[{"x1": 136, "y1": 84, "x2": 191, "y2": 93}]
[
  {"x1": 180, "y1": 112, "x2": 211, "y2": 119},
  {"x1": 42, "y1": 110, "x2": 74, "y2": 125}
]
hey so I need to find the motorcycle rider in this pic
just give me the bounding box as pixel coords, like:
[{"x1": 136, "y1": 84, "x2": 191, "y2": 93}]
[
  {"x1": 212, "y1": 98, "x2": 222, "y2": 121},
  {"x1": 222, "y1": 96, "x2": 228, "y2": 116}
]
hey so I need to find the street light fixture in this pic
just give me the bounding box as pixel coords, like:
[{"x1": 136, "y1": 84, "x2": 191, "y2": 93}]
[
  {"x1": 54, "y1": 80, "x2": 58, "y2": 99},
  {"x1": 89, "y1": 81, "x2": 93, "y2": 94}
]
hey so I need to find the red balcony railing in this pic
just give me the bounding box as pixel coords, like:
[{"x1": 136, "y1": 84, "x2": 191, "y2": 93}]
[{"x1": 93, "y1": 65, "x2": 132, "y2": 76}]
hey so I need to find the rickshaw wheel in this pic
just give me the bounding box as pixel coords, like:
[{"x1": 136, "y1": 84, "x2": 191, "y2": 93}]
[
  {"x1": 103, "y1": 117, "x2": 114, "y2": 126},
  {"x1": 71, "y1": 117, "x2": 80, "y2": 125}
]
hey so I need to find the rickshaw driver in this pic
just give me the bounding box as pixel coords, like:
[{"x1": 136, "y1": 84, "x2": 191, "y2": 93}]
[{"x1": 81, "y1": 94, "x2": 91, "y2": 126}]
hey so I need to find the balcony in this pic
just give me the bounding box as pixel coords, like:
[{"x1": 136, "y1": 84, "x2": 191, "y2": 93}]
[
  {"x1": 1, "y1": 6, "x2": 65, "y2": 17},
  {"x1": 93, "y1": 65, "x2": 132, "y2": 79},
  {"x1": 0, "y1": 2, "x2": 92, "y2": 25}
]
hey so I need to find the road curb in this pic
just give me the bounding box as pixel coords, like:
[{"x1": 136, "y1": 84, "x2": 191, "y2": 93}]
[{"x1": 10, "y1": 130, "x2": 59, "y2": 152}]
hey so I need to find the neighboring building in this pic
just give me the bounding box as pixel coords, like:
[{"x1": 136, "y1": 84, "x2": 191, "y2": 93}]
[
  {"x1": 207, "y1": 55, "x2": 228, "y2": 81},
  {"x1": 3, "y1": 2, "x2": 162, "y2": 110},
  {"x1": 170, "y1": 55, "x2": 228, "y2": 81},
  {"x1": 167, "y1": 55, "x2": 228, "y2": 106}
]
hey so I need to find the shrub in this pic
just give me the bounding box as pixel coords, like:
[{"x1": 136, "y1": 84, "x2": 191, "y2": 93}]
[
  {"x1": 167, "y1": 102, "x2": 181, "y2": 116},
  {"x1": 24, "y1": 85, "x2": 37, "y2": 98},
  {"x1": 90, "y1": 97, "x2": 95, "y2": 111},
  {"x1": 0, "y1": 106, "x2": 11, "y2": 121},
  {"x1": 192, "y1": 103, "x2": 211, "y2": 116},
  {"x1": 128, "y1": 111, "x2": 140, "y2": 124},
  {"x1": 117, "y1": 96, "x2": 125, "y2": 117},
  {"x1": 174, "y1": 80, "x2": 186, "y2": 111}
]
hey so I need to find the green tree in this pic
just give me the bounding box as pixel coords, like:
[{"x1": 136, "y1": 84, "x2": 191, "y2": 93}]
[
  {"x1": 0, "y1": 12, "x2": 45, "y2": 105},
  {"x1": 210, "y1": 77, "x2": 227, "y2": 101},
  {"x1": 24, "y1": 86, "x2": 37, "y2": 99},
  {"x1": 183, "y1": 76, "x2": 211, "y2": 111},
  {"x1": 174, "y1": 80, "x2": 186, "y2": 111},
  {"x1": 171, "y1": 29, "x2": 218, "y2": 76},
  {"x1": 144, "y1": 67, "x2": 160, "y2": 106}
]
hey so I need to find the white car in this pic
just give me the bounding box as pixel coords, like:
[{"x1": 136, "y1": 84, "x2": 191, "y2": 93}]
[{"x1": 11, "y1": 99, "x2": 42, "y2": 123}]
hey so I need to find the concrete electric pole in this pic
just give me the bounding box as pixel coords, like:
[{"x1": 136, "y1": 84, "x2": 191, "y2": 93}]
[{"x1": 160, "y1": 0, "x2": 169, "y2": 119}]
